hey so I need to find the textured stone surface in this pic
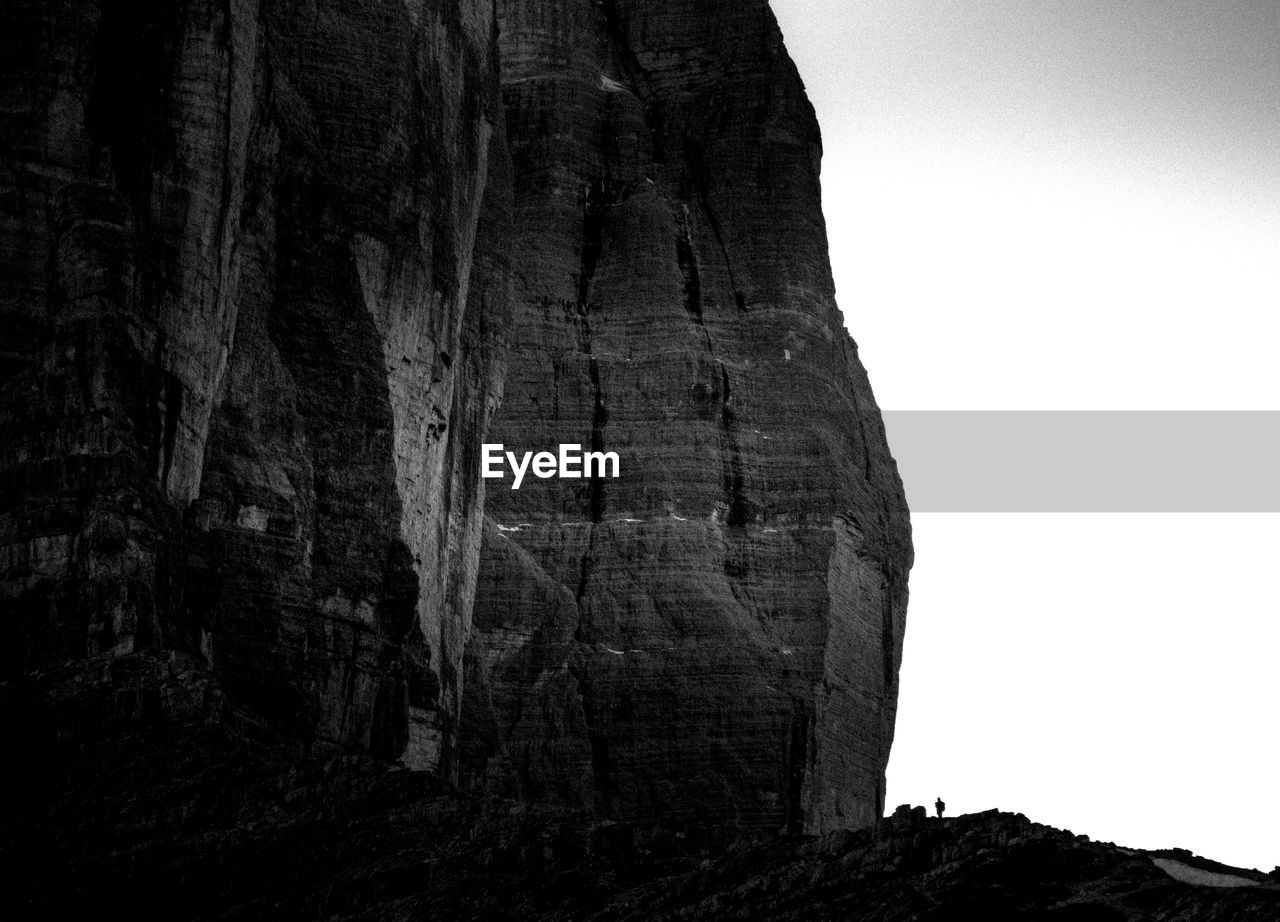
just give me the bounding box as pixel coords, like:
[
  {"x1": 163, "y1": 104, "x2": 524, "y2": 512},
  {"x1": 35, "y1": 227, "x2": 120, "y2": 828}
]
[
  {"x1": 0, "y1": 0, "x2": 512, "y2": 766},
  {"x1": 4, "y1": 0, "x2": 909, "y2": 866},
  {"x1": 459, "y1": 0, "x2": 912, "y2": 837}
]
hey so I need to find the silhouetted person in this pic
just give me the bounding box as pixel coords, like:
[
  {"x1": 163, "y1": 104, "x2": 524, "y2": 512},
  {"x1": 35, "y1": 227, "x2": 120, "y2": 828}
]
[{"x1": 935, "y1": 797, "x2": 945, "y2": 818}]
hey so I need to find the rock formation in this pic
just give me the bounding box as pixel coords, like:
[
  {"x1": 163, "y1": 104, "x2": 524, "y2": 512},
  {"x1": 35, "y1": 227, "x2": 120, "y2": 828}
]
[
  {"x1": 1, "y1": 0, "x2": 909, "y2": 861},
  {"x1": 459, "y1": 0, "x2": 911, "y2": 837},
  {"x1": 0, "y1": 0, "x2": 512, "y2": 768},
  {"x1": 6, "y1": 3, "x2": 1269, "y2": 919}
]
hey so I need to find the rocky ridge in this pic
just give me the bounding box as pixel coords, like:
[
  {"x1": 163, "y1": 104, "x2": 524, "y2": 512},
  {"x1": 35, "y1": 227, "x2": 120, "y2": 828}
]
[{"x1": 8, "y1": 724, "x2": 1276, "y2": 921}]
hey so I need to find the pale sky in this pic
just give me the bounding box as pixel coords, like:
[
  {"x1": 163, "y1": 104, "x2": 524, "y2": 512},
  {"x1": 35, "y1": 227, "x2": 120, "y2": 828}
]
[{"x1": 770, "y1": 0, "x2": 1280, "y2": 870}]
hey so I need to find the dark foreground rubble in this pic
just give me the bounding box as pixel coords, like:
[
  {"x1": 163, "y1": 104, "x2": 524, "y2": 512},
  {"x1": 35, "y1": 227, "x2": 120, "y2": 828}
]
[{"x1": 6, "y1": 707, "x2": 1275, "y2": 921}]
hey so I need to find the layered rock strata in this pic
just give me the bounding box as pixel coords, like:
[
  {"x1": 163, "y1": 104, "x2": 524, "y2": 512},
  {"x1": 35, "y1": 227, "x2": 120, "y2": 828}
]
[
  {"x1": 1, "y1": 0, "x2": 911, "y2": 839},
  {"x1": 0, "y1": 0, "x2": 512, "y2": 768},
  {"x1": 460, "y1": 0, "x2": 912, "y2": 836}
]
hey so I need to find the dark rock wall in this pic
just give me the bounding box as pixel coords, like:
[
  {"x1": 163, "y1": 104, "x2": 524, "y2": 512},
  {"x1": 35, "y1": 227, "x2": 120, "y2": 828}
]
[
  {"x1": 460, "y1": 0, "x2": 912, "y2": 837},
  {"x1": 0, "y1": 0, "x2": 511, "y2": 767},
  {"x1": 2, "y1": 0, "x2": 911, "y2": 836}
]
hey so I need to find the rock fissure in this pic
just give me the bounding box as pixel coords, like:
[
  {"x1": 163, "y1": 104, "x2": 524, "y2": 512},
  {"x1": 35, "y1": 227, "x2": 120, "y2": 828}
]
[{"x1": 682, "y1": 136, "x2": 742, "y2": 312}]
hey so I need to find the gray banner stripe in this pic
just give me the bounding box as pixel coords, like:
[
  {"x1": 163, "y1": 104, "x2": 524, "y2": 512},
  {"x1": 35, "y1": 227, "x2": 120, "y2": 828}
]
[{"x1": 882, "y1": 411, "x2": 1280, "y2": 512}]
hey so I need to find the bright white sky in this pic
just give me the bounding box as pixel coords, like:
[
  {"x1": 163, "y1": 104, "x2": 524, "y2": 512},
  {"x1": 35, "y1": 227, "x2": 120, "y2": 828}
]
[{"x1": 770, "y1": 0, "x2": 1280, "y2": 870}]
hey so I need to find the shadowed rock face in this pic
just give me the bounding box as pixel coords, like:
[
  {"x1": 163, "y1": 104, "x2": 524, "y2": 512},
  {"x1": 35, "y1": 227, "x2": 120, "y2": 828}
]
[
  {"x1": 0, "y1": 0, "x2": 512, "y2": 768},
  {"x1": 460, "y1": 0, "x2": 912, "y2": 837},
  {"x1": 1, "y1": 0, "x2": 909, "y2": 844}
]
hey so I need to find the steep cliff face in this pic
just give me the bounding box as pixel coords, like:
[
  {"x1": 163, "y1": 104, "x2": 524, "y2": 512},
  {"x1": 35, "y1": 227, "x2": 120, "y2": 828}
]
[
  {"x1": 2, "y1": 0, "x2": 910, "y2": 840},
  {"x1": 460, "y1": 0, "x2": 912, "y2": 836},
  {"x1": 0, "y1": 0, "x2": 511, "y2": 768}
]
